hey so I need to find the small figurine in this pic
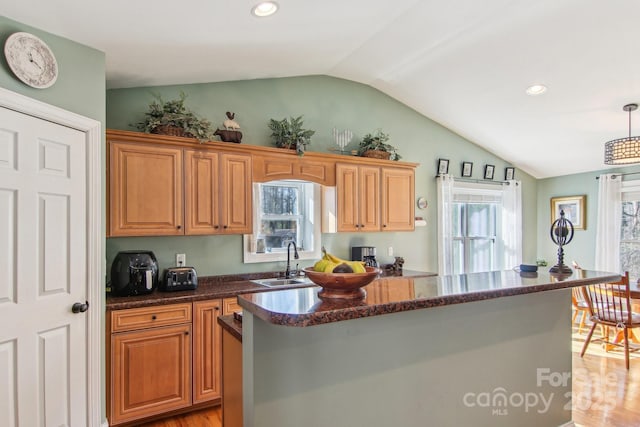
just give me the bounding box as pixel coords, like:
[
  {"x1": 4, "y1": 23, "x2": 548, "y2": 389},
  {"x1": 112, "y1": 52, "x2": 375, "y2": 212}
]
[
  {"x1": 215, "y1": 112, "x2": 243, "y2": 143},
  {"x1": 223, "y1": 112, "x2": 240, "y2": 130}
]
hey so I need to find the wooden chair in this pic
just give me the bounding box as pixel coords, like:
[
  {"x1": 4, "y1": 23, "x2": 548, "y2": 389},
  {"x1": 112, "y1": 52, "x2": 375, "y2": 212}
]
[
  {"x1": 580, "y1": 272, "x2": 640, "y2": 369},
  {"x1": 571, "y1": 287, "x2": 591, "y2": 334}
]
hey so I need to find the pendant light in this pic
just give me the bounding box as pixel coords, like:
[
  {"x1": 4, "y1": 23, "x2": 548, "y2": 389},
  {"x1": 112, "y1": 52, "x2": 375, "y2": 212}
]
[{"x1": 604, "y1": 103, "x2": 640, "y2": 165}]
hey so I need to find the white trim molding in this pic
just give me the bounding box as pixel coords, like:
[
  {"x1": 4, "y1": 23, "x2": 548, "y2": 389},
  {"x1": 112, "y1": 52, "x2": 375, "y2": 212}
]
[{"x1": 0, "y1": 87, "x2": 105, "y2": 426}]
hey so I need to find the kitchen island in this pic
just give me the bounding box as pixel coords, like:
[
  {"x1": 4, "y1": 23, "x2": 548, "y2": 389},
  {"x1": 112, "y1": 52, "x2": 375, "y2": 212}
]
[{"x1": 238, "y1": 269, "x2": 619, "y2": 427}]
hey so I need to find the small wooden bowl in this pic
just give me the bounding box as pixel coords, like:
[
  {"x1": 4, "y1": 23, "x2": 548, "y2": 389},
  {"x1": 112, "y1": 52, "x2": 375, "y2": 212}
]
[{"x1": 303, "y1": 266, "x2": 381, "y2": 299}]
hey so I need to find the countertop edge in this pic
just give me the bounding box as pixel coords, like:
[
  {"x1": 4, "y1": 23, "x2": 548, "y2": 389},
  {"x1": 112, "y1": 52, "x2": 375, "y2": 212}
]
[
  {"x1": 238, "y1": 272, "x2": 621, "y2": 327},
  {"x1": 218, "y1": 315, "x2": 243, "y2": 342}
]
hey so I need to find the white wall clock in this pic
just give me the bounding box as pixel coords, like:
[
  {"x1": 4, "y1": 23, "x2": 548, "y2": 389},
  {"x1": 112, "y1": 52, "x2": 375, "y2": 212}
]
[{"x1": 4, "y1": 32, "x2": 58, "y2": 89}]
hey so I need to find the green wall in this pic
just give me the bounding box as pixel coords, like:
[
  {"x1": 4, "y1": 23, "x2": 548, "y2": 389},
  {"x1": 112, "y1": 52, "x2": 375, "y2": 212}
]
[
  {"x1": 0, "y1": 16, "x2": 105, "y2": 123},
  {"x1": 537, "y1": 164, "x2": 640, "y2": 270},
  {"x1": 106, "y1": 76, "x2": 538, "y2": 275}
]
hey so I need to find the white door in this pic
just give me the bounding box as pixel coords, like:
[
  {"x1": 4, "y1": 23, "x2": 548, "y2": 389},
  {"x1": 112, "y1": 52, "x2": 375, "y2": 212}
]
[{"x1": 0, "y1": 106, "x2": 88, "y2": 426}]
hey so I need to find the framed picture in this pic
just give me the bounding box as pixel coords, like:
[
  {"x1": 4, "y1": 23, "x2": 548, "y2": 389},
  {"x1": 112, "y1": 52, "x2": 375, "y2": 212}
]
[
  {"x1": 484, "y1": 164, "x2": 495, "y2": 180},
  {"x1": 437, "y1": 158, "x2": 449, "y2": 175},
  {"x1": 462, "y1": 161, "x2": 473, "y2": 177},
  {"x1": 550, "y1": 195, "x2": 586, "y2": 230},
  {"x1": 505, "y1": 167, "x2": 515, "y2": 180}
]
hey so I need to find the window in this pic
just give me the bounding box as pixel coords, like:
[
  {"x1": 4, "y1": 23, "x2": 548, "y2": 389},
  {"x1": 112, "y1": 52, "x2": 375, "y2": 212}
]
[
  {"x1": 620, "y1": 181, "x2": 640, "y2": 282},
  {"x1": 437, "y1": 176, "x2": 521, "y2": 275},
  {"x1": 452, "y1": 202, "x2": 498, "y2": 274},
  {"x1": 243, "y1": 180, "x2": 321, "y2": 263}
]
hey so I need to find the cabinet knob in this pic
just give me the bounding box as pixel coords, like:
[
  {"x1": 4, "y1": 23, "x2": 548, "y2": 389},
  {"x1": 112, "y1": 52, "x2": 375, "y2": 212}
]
[
  {"x1": 214, "y1": 225, "x2": 219, "y2": 229},
  {"x1": 223, "y1": 225, "x2": 228, "y2": 229},
  {"x1": 360, "y1": 224, "x2": 365, "y2": 228},
  {"x1": 215, "y1": 306, "x2": 220, "y2": 311},
  {"x1": 185, "y1": 331, "x2": 189, "y2": 336},
  {"x1": 176, "y1": 225, "x2": 182, "y2": 229},
  {"x1": 383, "y1": 224, "x2": 387, "y2": 227},
  {"x1": 151, "y1": 315, "x2": 157, "y2": 320}
]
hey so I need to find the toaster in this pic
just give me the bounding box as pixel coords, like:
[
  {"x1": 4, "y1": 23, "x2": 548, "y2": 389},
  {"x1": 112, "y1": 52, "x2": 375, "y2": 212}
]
[{"x1": 160, "y1": 267, "x2": 198, "y2": 291}]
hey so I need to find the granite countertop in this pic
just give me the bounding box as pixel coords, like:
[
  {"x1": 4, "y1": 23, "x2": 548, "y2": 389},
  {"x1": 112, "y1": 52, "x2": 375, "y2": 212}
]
[
  {"x1": 218, "y1": 314, "x2": 243, "y2": 341},
  {"x1": 105, "y1": 269, "x2": 433, "y2": 311},
  {"x1": 238, "y1": 269, "x2": 621, "y2": 327}
]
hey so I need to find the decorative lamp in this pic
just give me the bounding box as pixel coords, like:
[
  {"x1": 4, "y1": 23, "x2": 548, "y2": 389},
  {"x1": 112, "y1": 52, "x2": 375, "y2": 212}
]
[
  {"x1": 604, "y1": 103, "x2": 640, "y2": 165},
  {"x1": 549, "y1": 210, "x2": 574, "y2": 275}
]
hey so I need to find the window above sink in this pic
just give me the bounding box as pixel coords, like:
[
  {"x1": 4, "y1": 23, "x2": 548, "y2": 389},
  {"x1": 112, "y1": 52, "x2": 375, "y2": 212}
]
[{"x1": 243, "y1": 180, "x2": 322, "y2": 263}]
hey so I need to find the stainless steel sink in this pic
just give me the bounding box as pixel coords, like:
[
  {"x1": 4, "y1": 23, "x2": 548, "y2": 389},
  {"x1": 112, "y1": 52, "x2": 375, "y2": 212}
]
[{"x1": 251, "y1": 277, "x2": 312, "y2": 288}]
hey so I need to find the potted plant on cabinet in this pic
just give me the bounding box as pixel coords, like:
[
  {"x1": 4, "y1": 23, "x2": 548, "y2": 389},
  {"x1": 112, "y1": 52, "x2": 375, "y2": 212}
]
[
  {"x1": 135, "y1": 92, "x2": 214, "y2": 142},
  {"x1": 268, "y1": 115, "x2": 315, "y2": 156},
  {"x1": 357, "y1": 129, "x2": 401, "y2": 160}
]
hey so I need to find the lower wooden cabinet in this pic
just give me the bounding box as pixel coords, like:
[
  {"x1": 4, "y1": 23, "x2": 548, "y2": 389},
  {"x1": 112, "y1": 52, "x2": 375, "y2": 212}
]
[
  {"x1": 108, "y1": 299, "x2": 238, "y2": 425},
  {"x1": 109, "y1": 306, "x2": 192, "y2": 425},
  {"x1": 193, "y1": 300, "x2": 222, "y2": 403},
  {"x1": 221, "y1": 323, "x2": 243, "y2": 427}
]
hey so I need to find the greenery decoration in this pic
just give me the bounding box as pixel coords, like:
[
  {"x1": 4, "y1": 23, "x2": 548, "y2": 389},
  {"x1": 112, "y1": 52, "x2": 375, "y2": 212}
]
[
  {"x1": 135, "y1": 92, "x2": 214, "y2": 142},
  {"x1": 268, "y1": 115, "x2": 315, "y2": 156},
  {"x1": 357, "y1": 129, "x2": 401, "y2": 160}
]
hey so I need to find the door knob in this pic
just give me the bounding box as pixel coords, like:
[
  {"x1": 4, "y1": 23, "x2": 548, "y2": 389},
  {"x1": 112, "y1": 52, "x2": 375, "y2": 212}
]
[{"x1": 72, "y1": 301, "x2": 89, "y2": 313}]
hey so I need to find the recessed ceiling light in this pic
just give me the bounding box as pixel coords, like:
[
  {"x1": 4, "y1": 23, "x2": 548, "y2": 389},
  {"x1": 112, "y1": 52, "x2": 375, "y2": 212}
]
[
  {"x1": 251, "y1": 1, "x2": 279, "y2": 17},
  {"x1": 526, "y1": 84, "x2": 547, "y2": 96}
]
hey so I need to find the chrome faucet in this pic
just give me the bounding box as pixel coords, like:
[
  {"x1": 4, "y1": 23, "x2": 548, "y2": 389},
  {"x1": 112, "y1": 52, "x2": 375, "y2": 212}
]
[{"x1": 285, "y1": 241, "x2": 299, "y2": 278}]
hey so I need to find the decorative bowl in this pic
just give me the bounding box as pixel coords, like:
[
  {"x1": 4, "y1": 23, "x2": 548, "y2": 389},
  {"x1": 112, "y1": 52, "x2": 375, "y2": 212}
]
[{"x1": 303, "y1": 266, "x2": 381, "y2": 299}]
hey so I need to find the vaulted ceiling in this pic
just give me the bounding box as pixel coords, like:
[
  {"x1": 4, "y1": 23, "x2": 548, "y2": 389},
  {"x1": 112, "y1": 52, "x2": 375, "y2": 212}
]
[{"x1": 5, "y1": 0, "x2": 640, "y2": 178}]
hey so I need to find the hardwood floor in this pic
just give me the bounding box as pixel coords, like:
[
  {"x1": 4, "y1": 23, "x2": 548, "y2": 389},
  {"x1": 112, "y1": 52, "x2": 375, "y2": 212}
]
[{"x1": 572, "y1": 338, "x2": 640, "y2": 426}]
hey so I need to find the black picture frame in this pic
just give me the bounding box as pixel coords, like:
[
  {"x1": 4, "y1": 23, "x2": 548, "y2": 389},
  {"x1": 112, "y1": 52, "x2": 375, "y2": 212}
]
[
  {"x1": 505, "y1": 167, "x2": 515, "y2": 181},
  {"x1": 437, "y1": 158, "x2": 449, "y2": 175},
  {"x1": 484, "y1": 164, "x2": 495, "y2": 180},
  {"x1": 462, "y1": 161, "x2": 473, "y2": 177}
]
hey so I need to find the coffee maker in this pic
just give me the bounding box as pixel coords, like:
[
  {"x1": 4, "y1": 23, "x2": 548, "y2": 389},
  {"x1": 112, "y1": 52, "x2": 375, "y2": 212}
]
[{"x1": 351, "y1": 246, "x2": 378, "y2": 268}]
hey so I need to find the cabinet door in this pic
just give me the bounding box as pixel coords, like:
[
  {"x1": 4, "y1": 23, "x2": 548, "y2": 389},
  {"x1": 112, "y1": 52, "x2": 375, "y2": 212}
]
[
  {"x1": 358, "y1": 166, "x2": 381, "y2": 231},
  {"x1": 223, "y1": 297, "x2": 243, "y2": 315},
  {"x1": 193, "y1": 300, "x2": 222, "y2": 403},
  {"x1": 336, "y1": 164, "x2": 359, "y2": 232},
  {"x1": 220, "y1": 153, "x2": 252, "y2": 234},
  {"x1": 109, "y1": 142, "x2": 183, "y2": 236},
  {"x1": 381, "y1": 167, "x2": 415, "y2": 231},
  {"x1": 185, "y1": 150, "x2": 220, "y2": 235},
  {"x1": 110, "y1": 324, "x2": 191, "y2": 425}
]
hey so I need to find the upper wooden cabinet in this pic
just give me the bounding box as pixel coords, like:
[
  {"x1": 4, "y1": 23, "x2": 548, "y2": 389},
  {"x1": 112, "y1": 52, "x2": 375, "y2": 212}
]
[
  {"x1": 336, "y1": 164, "x2": 414, "y2": 232},
  {"x1": 109, "y1": 142, "x2": 184, "y2": 236},
  {"x1": 252, "y1": 151, "x2": 335, "y2": 186},
  {"x1": 107, "y1": 131, "x2": 252, "y2": 237},
  {"x1": 184, "y1": 150, "x2": 252, "y2": 235},
  {"x1": 381, "y1": 167, "x2": 415, "y2": 231},
  {"x1": 336, "y1": 164, "x2": 380, "y2": 232},
  {"x1": 107, "y1": 129, "x2": 417, "y2": 236}
]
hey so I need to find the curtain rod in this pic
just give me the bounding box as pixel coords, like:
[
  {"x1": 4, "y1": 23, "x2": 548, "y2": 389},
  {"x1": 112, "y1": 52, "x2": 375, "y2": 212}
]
[
  {"x1": 595, "y1": 171, "x2": 640, "y2": 180},
  {"x1": 437, "y1": 175, "x2": 516, "y2": 186}
]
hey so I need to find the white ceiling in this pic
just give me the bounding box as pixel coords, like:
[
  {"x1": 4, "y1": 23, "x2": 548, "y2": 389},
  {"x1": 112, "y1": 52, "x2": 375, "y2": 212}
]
[{"x1": 4, "y1": 0, "x2": 640, "y2": 178}]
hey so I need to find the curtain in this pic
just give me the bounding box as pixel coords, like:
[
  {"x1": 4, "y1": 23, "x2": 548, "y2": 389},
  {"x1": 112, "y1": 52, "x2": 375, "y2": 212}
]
[
  {"x1": 437, "y1": 174, "x2": 455, "y2": 275},
  {"x1": 501, "y1": 180, "x2": 522, "y2": 269},
  {"x1": 595, "y1": 173, "x2": 622, "y2": 272}
]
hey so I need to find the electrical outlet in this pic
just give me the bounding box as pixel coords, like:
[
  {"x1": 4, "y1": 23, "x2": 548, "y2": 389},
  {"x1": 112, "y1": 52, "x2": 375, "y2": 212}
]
[
  {"x1": 176, "y1": 253, "x2": 186, "y2": 267},
  {"x1": 388, "y1": 247, "x2": 393, "y2": 257}
]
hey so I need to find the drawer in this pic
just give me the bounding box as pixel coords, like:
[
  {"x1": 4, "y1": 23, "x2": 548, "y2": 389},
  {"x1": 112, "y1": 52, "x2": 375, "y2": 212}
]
[
  {"x1": 223, "y1": 297, "x2": 242, "y2": 315},
  {"x1": 111, "y1": 303, "x2": 192, "y2": 332}
]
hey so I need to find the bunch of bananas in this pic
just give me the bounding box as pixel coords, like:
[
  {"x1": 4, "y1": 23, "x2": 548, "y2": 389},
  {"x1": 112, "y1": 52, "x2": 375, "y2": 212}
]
[{"x1": 313, "y1": 247, "x2": 366, "y2": 273}]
